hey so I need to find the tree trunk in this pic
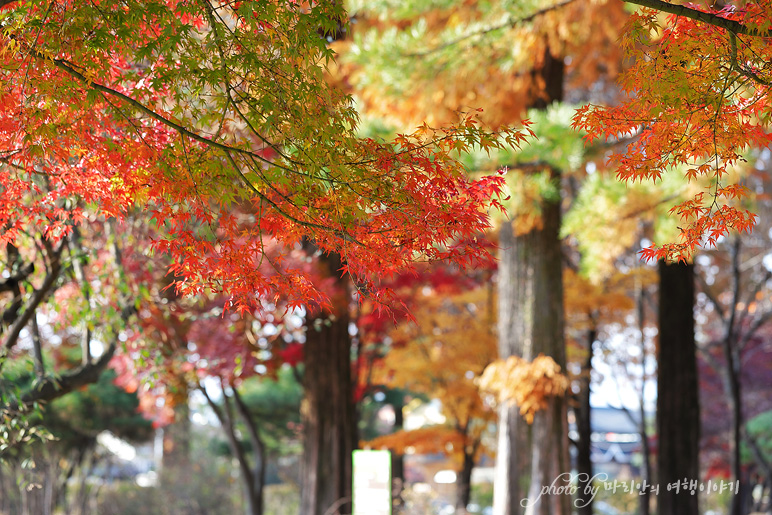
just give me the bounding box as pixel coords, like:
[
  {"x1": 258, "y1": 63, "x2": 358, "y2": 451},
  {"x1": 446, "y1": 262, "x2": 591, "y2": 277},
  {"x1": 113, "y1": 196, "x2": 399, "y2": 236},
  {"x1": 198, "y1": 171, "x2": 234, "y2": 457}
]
[
  {"x1": 639, "y1": 396, "x2": 653, "y2": 515},
  {"x1": 456, "y1": 449, "x2": 475, "y2": 513},
  {"x1": 232, "y1": 386, "x2": 268, "y2": 515},
  {"x1": 575, "y1": 329, "x2": 595, "y2": 515},
  {"x1": 725, "y1": 238, "x2": 748, "y2": 515},
  {"x1": 392, "y1": 398, "x2": 405, "y2": 512},
  {"x1": 201, "y1": 383, "x2": 265, "y2": 515},
  {"x1": 656, "y1": 260, "x2": 699, "y2": 515},
  {"x1": 523, "y1": 190, "x2": 569, "y2": 515},
  {"x1": 300, "y1": 252, "x2": 356, "y2": 515},
  {"x1": 493, "y1": 43, "x2": 567, "y2": 515},
  {"x1": 495, "y1": 176, "x2": 569, "y2": 515},
  {"x1": 637, "y1": 283, "x2": 652, "y2": 515},
  {"x1": 494, "y1": 218, "x2": 532, "y2": 515}
]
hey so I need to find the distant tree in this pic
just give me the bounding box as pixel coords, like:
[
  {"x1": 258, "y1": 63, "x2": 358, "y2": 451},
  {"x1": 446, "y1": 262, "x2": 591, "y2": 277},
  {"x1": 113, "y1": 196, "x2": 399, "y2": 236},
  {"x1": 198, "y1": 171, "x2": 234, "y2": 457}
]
[
  {"x1": 368, "y1": 285, "x2": 498, "y2": 511},
  {"x1": 0, "y1": 367, "x2": 152, "y2": 515}
]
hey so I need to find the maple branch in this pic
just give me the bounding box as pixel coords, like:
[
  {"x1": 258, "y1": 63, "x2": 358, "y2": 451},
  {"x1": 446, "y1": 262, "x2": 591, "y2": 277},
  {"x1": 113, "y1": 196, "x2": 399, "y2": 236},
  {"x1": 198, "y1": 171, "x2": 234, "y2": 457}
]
[
  {"x1": 621, "y1": 0, "x2": 772, "y2": 37},
  {"x1": 736, "y1": 266, "x2": 772, "y2": 331},
  {"x1": 738, "y1": 309, "x2": 772, "y2": 351},
  {"x1": 728, "y1": 32, "x2": 771, "y2": 87},
  {"x1": 231, "y1": 384, "x2": 268, "y2": 486},
  {"x1": 224, "y1": 151, "x2": 361, "y2": 245},
  {"x1": 231, "y1": 386, "x2": 261, "y2": 448},
  {"x1": 38, "y1": 52, "x2": 371, "y2": 245},
  {"x1": 744, "y1": 431, "x2": 772, "y2": 478},
  {"x1": 45, "y1": 55, "x2": 268, "y2": 163},
  {"x1": 405, "y1": 0, "x2": 578, "y2": 57}
]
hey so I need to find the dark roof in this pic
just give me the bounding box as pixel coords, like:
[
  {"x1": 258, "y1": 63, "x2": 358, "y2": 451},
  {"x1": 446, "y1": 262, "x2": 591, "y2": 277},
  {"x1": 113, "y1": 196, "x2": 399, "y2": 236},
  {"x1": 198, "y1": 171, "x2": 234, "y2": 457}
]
[{"x1": 591, "y1": 407, "x2": 646, "y2": 434}]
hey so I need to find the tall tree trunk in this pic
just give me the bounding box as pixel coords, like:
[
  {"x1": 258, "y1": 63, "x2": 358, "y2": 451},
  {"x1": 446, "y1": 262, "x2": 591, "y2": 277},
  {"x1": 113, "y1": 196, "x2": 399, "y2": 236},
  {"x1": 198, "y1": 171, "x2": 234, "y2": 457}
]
[
  {"x1": 725, "y1": 238, "x2": 748, "y2": 515},
  {"x1": 493, "y1": 44, "x2": 566, "y2": 515},
  {"x1": 522, "y1": 193, "x2": 570, "y2": 515},
  {"x1": 637, "y1": 282, "x2": 652, "y2": 515},
  {"x1": 493, "y1": 218, "x2": 533, "y2": 515},
  {"x1": 456, "y1": 449, "x2": 475, "y2": 513},
  {"x1": 300, "y1": 252, "x2": 356, "y2": 515},
  {"x1": 575, "y1": 328, "x2": 595, "y2": 515},
  {"x1": 656, "y1": 260, "x2": 699, "y2": 515},
  {"x1": 639, "y1": 394, "x2": 653, "y2": 515},
  {"x1": 392, "y1": 397, "x2": 405, "y2": 512}
]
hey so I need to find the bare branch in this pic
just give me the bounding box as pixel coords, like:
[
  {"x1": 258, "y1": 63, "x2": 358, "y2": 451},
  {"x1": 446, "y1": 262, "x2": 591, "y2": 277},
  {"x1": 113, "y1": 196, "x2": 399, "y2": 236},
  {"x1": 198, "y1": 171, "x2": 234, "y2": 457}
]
[
  {"x1": 696, "y1": 272, "x2": 726, "y2": 324},
  {"x1": 2, "y1": 241, "x2": 65, "y2": 350},
  {"x1": 11, "y1": 342, "x2": 117, "y2": 410}
]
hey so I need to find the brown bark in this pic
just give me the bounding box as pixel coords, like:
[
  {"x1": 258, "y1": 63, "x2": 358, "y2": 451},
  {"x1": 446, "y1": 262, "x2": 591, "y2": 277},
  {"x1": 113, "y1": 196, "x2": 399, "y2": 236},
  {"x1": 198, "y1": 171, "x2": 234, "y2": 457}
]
[
  {"x1": 494, "y1": 45, "x2": 567, "y2": 515},
  {"x1": 574, "y1": 329, "x2": 595, "y2": 515},
  {"x1": 521, "y1": 194, "x2": 570, "y2": 515},
  {"x1": 299, "y1": 252, "x2": 356, "y2": 515},
  {"x1": 637, "y1": 284, "x2": 652, "y2": 515},
  {"x1": 494, "y1": 218, "x2": 533, "y2": 515},
  {"x1": 456, "y1": 449, "x2": 475, "y2": 512},
  {"x1": 656, "y1": 260, "x2": 699, "y2": 515},
  {"x1": 724, "y1": 238, "x2": 749, "y2": 515},
  {"x1": 392, "y1": 397, "x2": 405, "y2": 511}
]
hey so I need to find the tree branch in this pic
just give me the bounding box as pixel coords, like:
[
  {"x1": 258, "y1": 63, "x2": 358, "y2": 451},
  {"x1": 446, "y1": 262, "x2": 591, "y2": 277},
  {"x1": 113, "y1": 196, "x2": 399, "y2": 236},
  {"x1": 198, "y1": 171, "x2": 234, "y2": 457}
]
[
  {"x1": 696, "y1": 271, "x2": 726, "y2": 324},
  {"x1": 621, "y1": 0, "x2": 772, "y2": 37},
  {"x1": 728, "y1": 32, "x2": 771, "y2": 86},
  {"x1": 404, "y1": 0, "x2": 578, "y2": 57},
  {"x1": 231, "y1": 386, "x2": 264, "y2": 460},
  {"x1": 10, "y1": 341, "x2": 117, "y2": 411},
  {"x1": 0, "y1": 263, "x2": 33, "y2": 293},
  {"x1": 201, "y1": 381, "x2": 256, "y2": 493},
  {"x1": 744, "y1": 431, "x2": 772, "y2": 478},
  {"x1": 2, "y1": 241, "x2": 65, "y2": 350}
]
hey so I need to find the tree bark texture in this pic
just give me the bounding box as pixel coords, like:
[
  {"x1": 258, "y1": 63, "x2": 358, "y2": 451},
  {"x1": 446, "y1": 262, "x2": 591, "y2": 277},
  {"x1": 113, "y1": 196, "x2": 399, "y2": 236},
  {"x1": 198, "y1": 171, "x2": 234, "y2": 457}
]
[
  {"x1": 656, "y1": 260, "x2": 700, "y2": 515},
  {"x1": 725, "y1": 238, "x2": 748, "y2": 515},
  {"x1": 495, "y1": 180, "x2": 569, "y2": 515},
  {"x1": 300, "y1": 252, "x2": 356, "y2": 515},
  {"x1": 575, "y1": 329, "x2": 595, "y2": 515},
  {"x1": 493, "y1": 44, "x2": 566, "y2": 515}
]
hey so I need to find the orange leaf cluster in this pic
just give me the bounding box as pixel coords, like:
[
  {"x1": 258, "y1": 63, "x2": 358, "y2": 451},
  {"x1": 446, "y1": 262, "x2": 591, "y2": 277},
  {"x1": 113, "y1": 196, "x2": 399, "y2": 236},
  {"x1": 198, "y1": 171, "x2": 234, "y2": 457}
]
[
  {"x1": 573, "y1": 2, "x2": 772, "y2": 261},
  {"x1": 363, "y1": 425, "x2": 463, "y2": 458},
  {"x1": 479, "y1": 354, "x2": 569, "y2": 423}
]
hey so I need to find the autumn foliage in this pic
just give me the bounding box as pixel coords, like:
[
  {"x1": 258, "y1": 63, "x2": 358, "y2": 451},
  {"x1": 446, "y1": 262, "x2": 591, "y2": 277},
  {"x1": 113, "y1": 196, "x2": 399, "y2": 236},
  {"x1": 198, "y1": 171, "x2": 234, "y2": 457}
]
[
  {"x1": 479, "y1": 354, "x2": 569, "y2": 424},
  {"x1": 0, "y1": 0, "x2": 527, "y2": 315},
  {"x1": 574, "y1": 1, "x2": 772, "y2": 261}
]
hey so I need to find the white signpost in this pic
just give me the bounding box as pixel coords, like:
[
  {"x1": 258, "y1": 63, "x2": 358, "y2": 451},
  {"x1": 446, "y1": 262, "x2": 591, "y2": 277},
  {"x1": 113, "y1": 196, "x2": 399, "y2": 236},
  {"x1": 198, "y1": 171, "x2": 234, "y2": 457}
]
[{"x1": 352, "y1": 449, "x2": 392, "y2": 515}]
